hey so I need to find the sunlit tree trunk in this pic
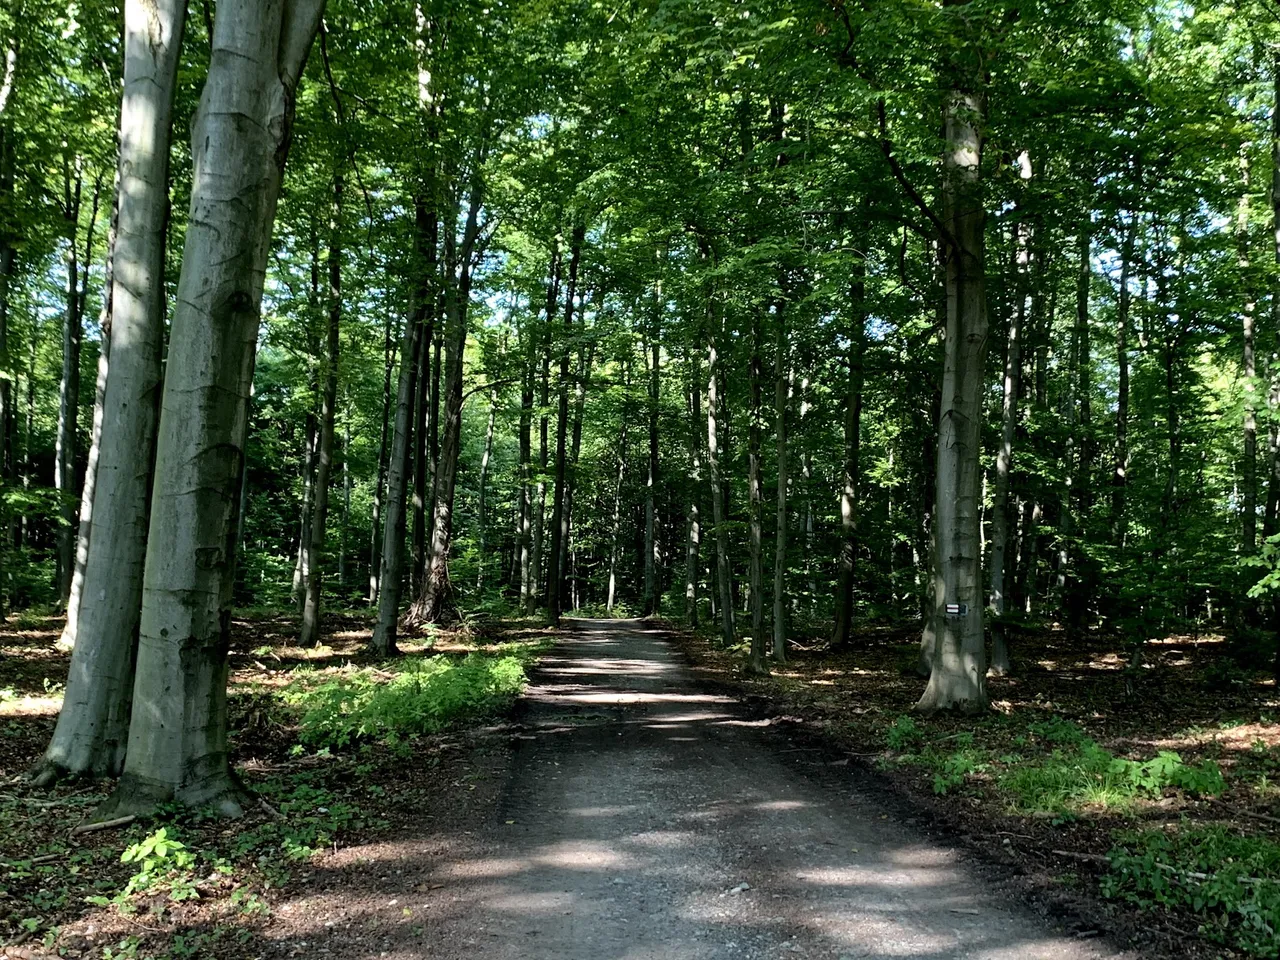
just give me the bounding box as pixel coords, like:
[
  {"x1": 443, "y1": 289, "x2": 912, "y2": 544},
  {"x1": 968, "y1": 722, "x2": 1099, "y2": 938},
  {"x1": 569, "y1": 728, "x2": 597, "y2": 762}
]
[
  {"x1": 607, "y1": 362, "x2": 629, "y2": 614},
  {"x1": 35, "y1": 0, "x2": 185, "y2": 783},
  {"x1": 300, "y1": 172, "x2": 343, "y2": 647},
  {"x1": 916, "y1": 48, "x2": 989, "y2": 713},
  {"x1": 102, "y1": 0, "x2": 325, "y2": 818}
]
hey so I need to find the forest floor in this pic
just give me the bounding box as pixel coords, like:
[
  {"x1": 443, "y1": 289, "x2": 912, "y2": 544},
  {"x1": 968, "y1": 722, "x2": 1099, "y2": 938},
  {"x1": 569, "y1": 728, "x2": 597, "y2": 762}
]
[
  {"x1": 668, "y1": 617, "x2": 1280, "y2": 960},
  {"x1": 0, "y1": 611, "x2": 1276, "y2": 958}
]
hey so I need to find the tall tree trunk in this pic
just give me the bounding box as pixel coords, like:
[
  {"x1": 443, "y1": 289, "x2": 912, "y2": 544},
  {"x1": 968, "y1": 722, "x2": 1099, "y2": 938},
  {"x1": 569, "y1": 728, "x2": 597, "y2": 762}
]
[
  {"x1": 410, "y1": 167, "x2": 486, "y2": 625},
  {"x1": 103, "y1": 0, "x2": 325, "y2": 817},
  {"x1": 685, "y1": 358, "x2": 701, "y2": 627},
  {"x1": 35, "y1": 0, "x2": 185, "y2": 783},
  {"x1": 987, "y1": 152, "x2": 1031, "y2": 676},
  {"x1": 642, "y1": 298, "x2": 661, "y2": 616},
  {"x1": 300, "y1": 171, "x2": 342, "y2": 647},
  {"x1": 771, "y1": 304, "x2": 789, "y2": 663},
  {"x1": 547, "y1": 222, "x2": 584, "y2": 624},
  {"x1": 706, "y1": 286, "x2": 734, "y2": 647},
  {"x1": 916, "y1": 53, "x2": 989, "y2": 714},
  {"x1": 1067, "y1": 216, "x2": 1093, "y2": 636}
]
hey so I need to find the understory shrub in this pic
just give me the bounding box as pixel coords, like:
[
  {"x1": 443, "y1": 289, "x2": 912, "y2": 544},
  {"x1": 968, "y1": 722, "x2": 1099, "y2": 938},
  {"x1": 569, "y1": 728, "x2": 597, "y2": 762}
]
[
  {"x1": 287, "y1": 653, "x2": 528, "y2": 748},
  {"x1": 1103, "y1": 826, "x2": 1280, "y2": 957},
  {"x1": 1000, "y1": 739, "x2": 1225, "y2": 813}
]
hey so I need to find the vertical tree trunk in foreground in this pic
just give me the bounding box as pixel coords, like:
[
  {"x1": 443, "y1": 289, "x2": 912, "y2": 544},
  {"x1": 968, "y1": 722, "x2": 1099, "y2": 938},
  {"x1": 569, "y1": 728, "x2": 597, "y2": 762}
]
[
  {"x1": 916, "y1": 46, "x2": 990, "y2": 714},
  {"x1": 607, "y1": 362, "x2": 630, "y2": 614},
  {"x1": 1113, "y1": 210, "x2": 1135, "y2": 544},
  {"x1": 1239, "y1": 147, "x2": 1257, "y2": 554},
  {"x1": 518, "y1": 332, "x2": 535, "y2": 607},
  {"x1": 300, "y1": 172, "x2": 343, "y2": 647},
  {"x1": 102, "y1": 0, "x2": 325, "y2": 817},
  {"x1": 36, "y1": 0, "x2": 186, "y2": 783}
]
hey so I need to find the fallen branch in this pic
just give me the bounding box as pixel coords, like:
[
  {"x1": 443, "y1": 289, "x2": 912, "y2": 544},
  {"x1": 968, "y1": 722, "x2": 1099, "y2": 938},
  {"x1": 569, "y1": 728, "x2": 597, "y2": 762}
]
[{"x1": 70, "y1": 814, "x2": 136, "y2": 836}]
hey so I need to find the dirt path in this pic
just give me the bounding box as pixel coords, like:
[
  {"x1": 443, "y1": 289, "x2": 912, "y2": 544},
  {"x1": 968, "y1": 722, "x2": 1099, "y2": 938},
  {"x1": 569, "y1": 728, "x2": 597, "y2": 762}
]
[{"x1": 382, "y1": 618, "x2": 1126, "y2": 960}]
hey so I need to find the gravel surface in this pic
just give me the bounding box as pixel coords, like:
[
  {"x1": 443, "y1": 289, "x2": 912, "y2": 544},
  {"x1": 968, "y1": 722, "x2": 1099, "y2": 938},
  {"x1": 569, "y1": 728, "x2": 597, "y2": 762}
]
[{"x1": 390, "y1": 618, "x2": 1133, "y2": 960}]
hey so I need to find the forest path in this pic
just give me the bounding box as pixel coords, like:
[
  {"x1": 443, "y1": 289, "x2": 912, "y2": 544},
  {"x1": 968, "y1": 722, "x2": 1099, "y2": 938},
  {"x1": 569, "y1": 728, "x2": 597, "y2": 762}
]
[{"x1": 410, "y1": 618, "x2": 1130, "y2": 960}]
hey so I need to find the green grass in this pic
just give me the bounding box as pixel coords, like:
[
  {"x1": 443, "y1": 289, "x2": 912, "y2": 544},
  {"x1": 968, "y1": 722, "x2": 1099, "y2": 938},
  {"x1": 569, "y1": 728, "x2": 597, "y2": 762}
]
[{"x1": 286, "y1": 652, "x2": 531, "y2": 748}]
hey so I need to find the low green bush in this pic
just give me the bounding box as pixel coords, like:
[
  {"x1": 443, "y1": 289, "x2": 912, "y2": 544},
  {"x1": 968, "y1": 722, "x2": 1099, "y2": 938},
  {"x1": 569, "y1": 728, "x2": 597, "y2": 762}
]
[
  {"x1": 1103, "y1": 826, "x2": 1280, "y2": 957},
  {"x1": 1000, "y1": 740, "x2": 1224, "y2": 814},
  {"x1": 287, "y1": 653, "x2": 528, "y2": 748}
]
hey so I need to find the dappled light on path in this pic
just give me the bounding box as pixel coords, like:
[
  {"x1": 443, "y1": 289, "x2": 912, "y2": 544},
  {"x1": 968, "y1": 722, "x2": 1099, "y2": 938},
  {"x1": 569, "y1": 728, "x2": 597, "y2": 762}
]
[{"x1": 207, "y1": 619, "x2": 1131, "y2": 959}]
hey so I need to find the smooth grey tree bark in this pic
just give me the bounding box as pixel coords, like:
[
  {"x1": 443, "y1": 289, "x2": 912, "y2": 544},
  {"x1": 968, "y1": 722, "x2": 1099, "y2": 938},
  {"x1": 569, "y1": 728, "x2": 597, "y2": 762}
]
[
  {"x1": 528, "y1": 244, "x2": 558, "y2": 612},
  {"x1": 916, "y1": 49, "x2": 990, "y2": 713},
  {"x1": 476, "y1": 386, "x2": 497, "y2": 591},
  {"x1": 831, "y1": 255, "x2": 866, "y2": 649},
  {"x1": 607, "y1": 362, "x2": 629, "y2": 614},
  {"x1": 40, "y1": 0, "x2": 185, "y2": 781},
  {"x1": 368, "y1": 314, "x2": 396, "y2": 604},
  {"x1": 101, "y1": 0, "x2": 326, "y2": 817}
]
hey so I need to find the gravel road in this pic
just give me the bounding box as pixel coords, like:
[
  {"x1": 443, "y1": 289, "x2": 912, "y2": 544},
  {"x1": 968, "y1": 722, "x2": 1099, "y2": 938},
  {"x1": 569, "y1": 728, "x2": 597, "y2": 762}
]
[{"x1": 410, "y1": 618, "x2": 1132, "y2": 960}]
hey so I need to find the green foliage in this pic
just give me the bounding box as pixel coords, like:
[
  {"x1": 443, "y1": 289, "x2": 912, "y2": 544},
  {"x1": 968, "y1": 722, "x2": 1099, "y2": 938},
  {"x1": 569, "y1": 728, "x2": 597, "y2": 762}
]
[
  {"x1": 1103, "y1": 826, "x2": 1280, "y2": 957},
  {"x1": 1000, "y1": 740, "x2": 1224, "y2": 814},
  {"x1": 884, "y1": 715, "x2": 924, "y2": 751},
  {"x1": 286, "y1": 654, "x2": 528, "y2": 748}
]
